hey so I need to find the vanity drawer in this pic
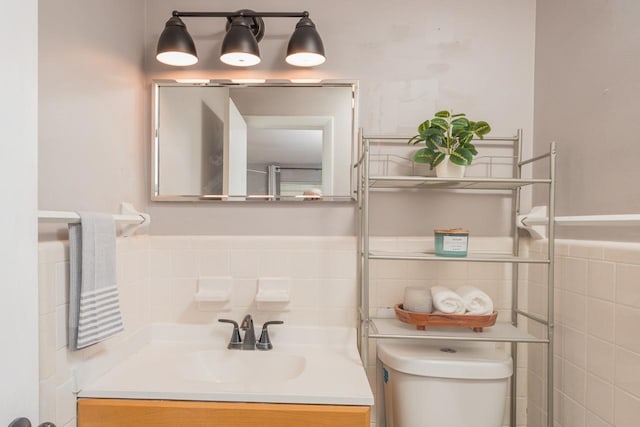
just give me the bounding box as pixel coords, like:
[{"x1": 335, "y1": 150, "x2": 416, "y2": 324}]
[{"x1": 78, "y1": 398, "x2": 370, "y2": 427}]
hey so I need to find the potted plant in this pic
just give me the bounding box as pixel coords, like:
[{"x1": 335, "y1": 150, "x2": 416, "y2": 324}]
[{"x1": 408, "y1": 110, "x2": 491, "y2": 178}]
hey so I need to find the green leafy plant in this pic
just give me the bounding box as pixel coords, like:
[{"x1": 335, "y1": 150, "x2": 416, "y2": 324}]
[{"x1": 408, "y1": 110, "x2": 491, "y2": 169}]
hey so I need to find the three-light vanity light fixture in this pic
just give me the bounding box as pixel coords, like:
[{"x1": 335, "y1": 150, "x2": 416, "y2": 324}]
[{"x1": 156, "y1": 9, "x2": 326, "y2": 68}]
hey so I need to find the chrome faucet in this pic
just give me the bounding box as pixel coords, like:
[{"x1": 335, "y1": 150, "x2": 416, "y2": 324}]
[
  {"x1": 219, "y1": 315, "x2": 284, "y2": 350},
  {"x1": 240, "y1": 314, "x2": 256, "y2": 350}
]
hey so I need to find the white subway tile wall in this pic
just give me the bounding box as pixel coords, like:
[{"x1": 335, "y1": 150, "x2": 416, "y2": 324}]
[
  {"x1": 38, "y1": 236, "x2": 151, "y2": 427},
  {"x1": 146, "y1": 236, "x2": 357, "y2": 326},
  {"x1": 527, "y1": 239, "x2": 640, "y2": 427},
  {"x1": 38, "y1": 235, "x2": 356, "y2": 426},
  {"x1": 38, "y1": 234, "x2": 640, "y2": 427}
]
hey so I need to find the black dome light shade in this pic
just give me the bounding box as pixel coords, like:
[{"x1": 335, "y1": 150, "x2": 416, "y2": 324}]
[
  {"x1": 220, "y1": 16, "x2": 261, "y2": 67},
  {"x1": 286, "y1": 17, "x2": 326, "y2": 67},
  {"x1": 155, "y1": 10, "x2": 326, "y2": 68},
  {"x1": 156, "y1": 16, "x2": 198, "y2": 66}
]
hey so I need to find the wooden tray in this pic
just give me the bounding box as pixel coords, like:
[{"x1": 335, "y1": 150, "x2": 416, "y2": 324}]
[{"x1": 394, "y1": 304, "x2": 497, "y2": 332}]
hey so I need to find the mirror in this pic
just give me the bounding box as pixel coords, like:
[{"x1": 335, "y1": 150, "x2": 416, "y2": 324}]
[{"x1": 152, "y1": 80, "x2": 357, "y2": 201}]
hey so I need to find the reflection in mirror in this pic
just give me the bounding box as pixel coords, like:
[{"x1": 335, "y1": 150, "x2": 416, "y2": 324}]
[{"x1": 153, "y1": 81, "x2": 357, "y2": 201}]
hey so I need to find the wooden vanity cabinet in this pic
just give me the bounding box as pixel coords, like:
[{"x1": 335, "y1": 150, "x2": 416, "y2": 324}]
[{"x1": 78, "y1": 398, "x2": 370, "y2": 427}]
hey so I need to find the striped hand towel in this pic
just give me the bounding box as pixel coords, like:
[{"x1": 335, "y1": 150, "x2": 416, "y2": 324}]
[{"x1": 68, "y1": 212, "x2": 124, "y2": 350}]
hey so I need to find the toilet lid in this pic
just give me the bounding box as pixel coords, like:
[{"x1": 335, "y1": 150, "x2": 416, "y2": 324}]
[{"x1": 377, "y1": 341, "x2": 513, "y2": 379}]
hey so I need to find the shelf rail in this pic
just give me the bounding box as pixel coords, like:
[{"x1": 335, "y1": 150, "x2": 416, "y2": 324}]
[
  {"x1": 363, "y1": 133, "x2": 523, "y2": 183},
  {"x1": 38, "y1": 202, "x2": 150, "y2": 237}
]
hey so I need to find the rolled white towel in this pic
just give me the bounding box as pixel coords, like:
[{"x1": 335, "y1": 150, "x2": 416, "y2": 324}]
[
  {"x1": 430, "y1": 286, "x2": 466, "y2": 314},
  {"x1": 457, "y1": 285, "x2": 494, "y2": 315}
]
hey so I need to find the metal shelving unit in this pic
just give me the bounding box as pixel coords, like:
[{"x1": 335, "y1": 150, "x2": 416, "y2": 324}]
[{"x1": 356, "y1": 131, "x2": 557, "y2": 427}]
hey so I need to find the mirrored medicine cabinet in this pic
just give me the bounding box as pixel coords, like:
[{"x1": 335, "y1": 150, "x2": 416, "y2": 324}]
[{"x1": 152, "y1": 80, "x2": 358, "y2": 202}]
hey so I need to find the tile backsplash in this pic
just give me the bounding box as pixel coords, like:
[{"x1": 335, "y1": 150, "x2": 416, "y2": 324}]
[
  {"x1": 38, "y1": 235, "x2": 150, "y2": 427},
  {"x1": 38, "y1": 235, "x2": 356, "y2": 426},
  {"x1": 39, "y1": 233, "x2": 640, "y2": 427},
  {"x1": 146, "y1": 236, "x2": 357, "y2": 326},
  {"x1": 527, "y1": 239, "x2": 640, "y2": 427}
]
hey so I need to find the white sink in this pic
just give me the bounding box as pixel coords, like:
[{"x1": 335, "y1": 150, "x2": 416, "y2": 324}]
[
  {"x1": 77, "y1": 323, "x2": 374, "y2": 406},
  {"x1": 180, "y1": 350, "x2": 306, "y2": 383}
]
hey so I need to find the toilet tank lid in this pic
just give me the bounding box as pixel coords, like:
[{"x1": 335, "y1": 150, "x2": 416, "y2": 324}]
[{"x1": 377, "y1": 341, "x2": 513, "y2": 379}]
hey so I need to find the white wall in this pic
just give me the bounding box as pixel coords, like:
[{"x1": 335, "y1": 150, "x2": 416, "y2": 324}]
[
  {"x1": 38, "y1": 0, "x2": 147, "y2": 237},
  {"x1": 533, "y1": 0, "x2": 640, "y2": 241},
  {"x1": 145, "y1": 0, "x2": 537, "y2": 236},
  {"x1": 0, "y1": 0, "x2": 39, "y2": 423}
]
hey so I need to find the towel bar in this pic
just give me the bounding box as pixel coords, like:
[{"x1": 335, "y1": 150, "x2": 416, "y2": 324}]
[
  {"x1": 518, "y1": 205, "x2": 640, "y2": 239},
  {"x1": 38, "y1": 202, "x2": 150, "y2": 237}
]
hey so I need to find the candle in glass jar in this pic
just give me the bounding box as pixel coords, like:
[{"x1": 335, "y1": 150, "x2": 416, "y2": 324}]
[{"x1": 403, "y1": 287, "x2": 433, "y2": 313}]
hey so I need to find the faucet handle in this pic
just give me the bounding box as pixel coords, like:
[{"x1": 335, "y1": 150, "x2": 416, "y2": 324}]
[
  {"x1": 256, "y1": 320, "x2": 284, "y2": 351},
  {"x1": 218, "y1": 319, "x2": 242, "y2": 349}
]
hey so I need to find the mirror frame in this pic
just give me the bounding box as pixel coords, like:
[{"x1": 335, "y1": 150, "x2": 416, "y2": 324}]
[{"x1": 151, "y1": 79, "x2": 359, "y2": 202}]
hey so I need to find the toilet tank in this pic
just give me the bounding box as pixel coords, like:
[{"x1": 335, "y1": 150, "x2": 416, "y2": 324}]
[{"x1": 377, "y1": 341, "x2": 513, "y2": 427}]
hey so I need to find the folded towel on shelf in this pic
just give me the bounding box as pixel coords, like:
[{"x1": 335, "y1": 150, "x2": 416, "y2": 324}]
[
  {"x1": 430, "y1": 286, "x2": 466, "y2": 314},
  {"x1": 68, "y1": 212, "x2": 124, "y2": 350},
  {"x1": 457, "y1": 285, "x2": 494, "y2": 315}
]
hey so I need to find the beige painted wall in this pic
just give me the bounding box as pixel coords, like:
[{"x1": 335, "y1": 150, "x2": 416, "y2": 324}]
[
  {"x1": 145, "y1": 0, "x2": 536, "y2": 236},
  {"x1": 534, "y1": 0, "x2": 640, "y2": 241},
  {"x1": 38, "y1": 0, "x2": 147, "y2": 238},
  {"x1": 36, "y1": 0, "x2": 537, "y2": 237}
]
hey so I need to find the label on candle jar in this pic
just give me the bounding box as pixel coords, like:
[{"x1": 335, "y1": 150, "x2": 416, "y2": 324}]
[{"x1": 443, "y1": 235, "x2": 468, "y2": 252}]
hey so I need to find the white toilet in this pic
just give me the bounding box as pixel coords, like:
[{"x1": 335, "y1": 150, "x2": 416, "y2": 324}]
[{"x1": 377, "y1": 340, "x2": 513, "y2": 427}]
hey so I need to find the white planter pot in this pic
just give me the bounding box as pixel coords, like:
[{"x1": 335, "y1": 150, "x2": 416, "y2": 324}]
[{"x1": 435, "y1": 156, "x2": 466, "y2": 178}]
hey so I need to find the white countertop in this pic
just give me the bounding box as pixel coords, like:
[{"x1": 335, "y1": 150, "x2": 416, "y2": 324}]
[{"x1": 78, "y1": 323, "x2": 373, "y2": 406}]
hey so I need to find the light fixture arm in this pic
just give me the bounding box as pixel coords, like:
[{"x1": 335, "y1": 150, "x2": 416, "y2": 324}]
[
  {"x1": 170, "y1": 10, "x2": 310, "y2": 44},
  {"x1": 171, "y1": 10, "x2": 310, "y2": 19}
]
